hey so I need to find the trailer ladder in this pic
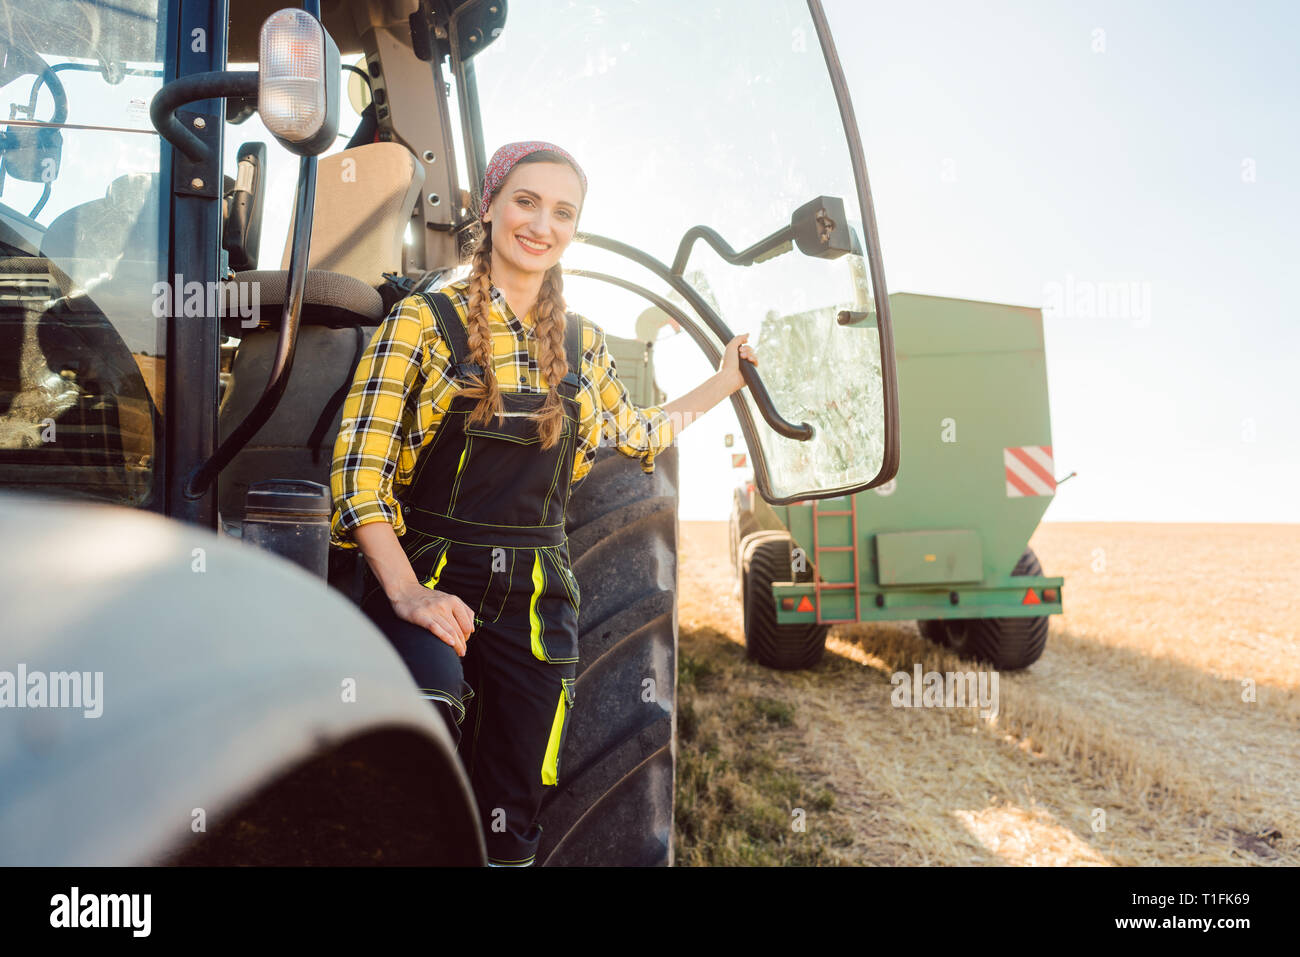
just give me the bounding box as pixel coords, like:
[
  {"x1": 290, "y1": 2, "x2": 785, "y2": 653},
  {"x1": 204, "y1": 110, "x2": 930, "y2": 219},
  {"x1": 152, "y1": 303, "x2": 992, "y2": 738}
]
[{"x1": 810, "y1": 496, "x2": 861, "y2": 624}]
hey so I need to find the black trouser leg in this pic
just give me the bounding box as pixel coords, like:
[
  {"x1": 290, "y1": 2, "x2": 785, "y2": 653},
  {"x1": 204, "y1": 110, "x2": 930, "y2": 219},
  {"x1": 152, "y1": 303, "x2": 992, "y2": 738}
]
[
  {"x1": 358, "y1": 545, "x2": 577, "y2": 867},
  {"x1": 457, "y1": 619, "x2": 575, "y2": 866},
  {"x1": 360, "y1": 590, "x2": 475, "y2": 746}
]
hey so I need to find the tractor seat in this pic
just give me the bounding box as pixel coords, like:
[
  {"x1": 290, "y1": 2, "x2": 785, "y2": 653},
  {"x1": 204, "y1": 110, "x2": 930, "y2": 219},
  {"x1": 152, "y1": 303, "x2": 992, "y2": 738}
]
[
  {"x1": 40, "y1": 172, "x2": 159, "y2": 294},
  {"x1": 227, "y1": 268, "x2": 383, "y2": 330},
  {"x1": 221, "y1": 141, "x2": 423, "y2": 334},
  {"x1": 217, "y1": 142, "x2": 425, "y2": 531}
]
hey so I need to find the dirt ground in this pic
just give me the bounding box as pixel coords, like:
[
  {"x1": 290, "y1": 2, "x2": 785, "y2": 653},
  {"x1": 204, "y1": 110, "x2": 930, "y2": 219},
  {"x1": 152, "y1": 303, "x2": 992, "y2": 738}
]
[{"x1": 675, "y1": 521, "x2": 1299, "y2": 866}]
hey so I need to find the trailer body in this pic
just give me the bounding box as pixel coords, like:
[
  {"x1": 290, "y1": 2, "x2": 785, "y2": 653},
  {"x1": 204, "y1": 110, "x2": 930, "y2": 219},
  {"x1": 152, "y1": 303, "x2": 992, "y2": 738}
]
[{"x1": 735, "y1": 292, "x2": 1063, "y2": 667}]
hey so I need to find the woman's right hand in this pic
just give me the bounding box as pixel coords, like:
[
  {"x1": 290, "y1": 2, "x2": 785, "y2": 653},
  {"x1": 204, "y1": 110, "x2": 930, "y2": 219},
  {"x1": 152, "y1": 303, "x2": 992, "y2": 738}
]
[{"x1": 389, "y1": 581, "x2": 477, "y2": 656}]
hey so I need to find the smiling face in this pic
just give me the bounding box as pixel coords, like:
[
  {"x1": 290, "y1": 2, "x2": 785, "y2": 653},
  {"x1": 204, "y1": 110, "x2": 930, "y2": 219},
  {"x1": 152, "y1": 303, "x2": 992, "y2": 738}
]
[{"x1": 482, "y1": 159, "x2": 584, "y2": 277}]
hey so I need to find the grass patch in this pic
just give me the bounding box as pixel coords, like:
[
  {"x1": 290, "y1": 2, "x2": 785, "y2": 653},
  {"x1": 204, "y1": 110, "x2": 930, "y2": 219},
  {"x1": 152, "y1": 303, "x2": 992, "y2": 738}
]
[
  {"x1": 678, "y1": 650, "x2": 719, "y2": 689},
  {"x1": 674, "y1": 625, "x2": 854, "y2": 866},
  {"x1": 743, "y1": 696, "x2": 796, "y2": 727}
]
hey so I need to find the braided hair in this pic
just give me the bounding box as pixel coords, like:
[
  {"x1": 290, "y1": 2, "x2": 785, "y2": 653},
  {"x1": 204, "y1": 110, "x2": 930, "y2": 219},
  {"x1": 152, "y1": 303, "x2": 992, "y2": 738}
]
[{"x1": 456, "y1": 151, "x2": 584, "y2": 450}]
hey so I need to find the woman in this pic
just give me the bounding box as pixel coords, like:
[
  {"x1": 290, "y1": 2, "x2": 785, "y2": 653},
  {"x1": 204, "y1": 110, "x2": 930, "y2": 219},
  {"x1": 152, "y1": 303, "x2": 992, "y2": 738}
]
[{"x1": 329, "y1": 140, "x2": 757, "y2": 867}]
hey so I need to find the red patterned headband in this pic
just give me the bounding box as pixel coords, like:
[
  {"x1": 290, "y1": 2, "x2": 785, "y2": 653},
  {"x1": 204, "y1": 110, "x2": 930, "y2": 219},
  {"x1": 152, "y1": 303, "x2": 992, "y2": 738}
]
[{"x1": 480, "y1": 140, "x2": 588, "y2": 220}]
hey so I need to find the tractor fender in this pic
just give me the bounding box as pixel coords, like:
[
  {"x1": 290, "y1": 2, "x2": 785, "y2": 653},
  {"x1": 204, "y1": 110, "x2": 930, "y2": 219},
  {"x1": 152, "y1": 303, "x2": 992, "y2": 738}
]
[{"x1": 0, "y1": 494, "x2": 483, "y2": 865}]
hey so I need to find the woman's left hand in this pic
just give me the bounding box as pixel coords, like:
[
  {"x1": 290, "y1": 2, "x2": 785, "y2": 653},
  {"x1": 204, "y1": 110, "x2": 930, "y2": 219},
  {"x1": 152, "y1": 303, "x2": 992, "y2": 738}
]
[{"x1": 720, "y1": 333, "x2": 758, "y2": 394}]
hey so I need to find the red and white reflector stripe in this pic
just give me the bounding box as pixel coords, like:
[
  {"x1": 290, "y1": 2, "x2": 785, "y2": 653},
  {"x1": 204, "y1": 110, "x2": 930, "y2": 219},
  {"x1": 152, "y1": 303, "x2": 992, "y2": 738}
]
[{"x1": 1005, "y1": 445, "x2": 1055, "y2": 497}]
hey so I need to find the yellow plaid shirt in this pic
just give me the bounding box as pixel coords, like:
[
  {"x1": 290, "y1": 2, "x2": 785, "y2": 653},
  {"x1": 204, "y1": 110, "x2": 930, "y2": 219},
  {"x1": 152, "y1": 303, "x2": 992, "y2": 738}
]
[{"x1": 329, "y1": 279, "x2": 675, "y2": 548}]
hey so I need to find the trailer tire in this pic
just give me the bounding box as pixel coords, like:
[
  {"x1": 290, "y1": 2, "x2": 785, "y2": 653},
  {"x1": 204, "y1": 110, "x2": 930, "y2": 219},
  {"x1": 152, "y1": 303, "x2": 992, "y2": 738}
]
[
  {"x1": 742, "y1": 532, "x2": 829, "y2": 670},
  {"x1": 917, "y1": 618, "x2": 949, "y2": 645},
  {"x1": 920, "y1": 548, "x2": 1050, "y2": 670},
  {"x1": 535, "y1": 445, "x2": 679, "y2": 866}
]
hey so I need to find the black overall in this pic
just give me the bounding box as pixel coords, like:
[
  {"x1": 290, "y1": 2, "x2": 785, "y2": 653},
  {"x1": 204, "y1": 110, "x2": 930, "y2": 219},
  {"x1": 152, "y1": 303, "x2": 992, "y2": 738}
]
[{"x1": 359, "y1": 291, "x2": 584, "y2": 867}]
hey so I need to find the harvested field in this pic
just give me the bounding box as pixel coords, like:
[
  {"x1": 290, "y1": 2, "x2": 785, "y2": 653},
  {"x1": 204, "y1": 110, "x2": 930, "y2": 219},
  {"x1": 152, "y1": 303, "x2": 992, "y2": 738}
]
[{"x1": 675, "y1": 521, "x2": 1299, "y2": 866}]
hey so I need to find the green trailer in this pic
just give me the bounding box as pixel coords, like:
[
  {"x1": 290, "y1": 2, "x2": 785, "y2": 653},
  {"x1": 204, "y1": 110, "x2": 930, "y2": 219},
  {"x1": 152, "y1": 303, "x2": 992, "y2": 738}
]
[{"x1": 732, "y1": 292, "x2": 1065, "y2": 671}]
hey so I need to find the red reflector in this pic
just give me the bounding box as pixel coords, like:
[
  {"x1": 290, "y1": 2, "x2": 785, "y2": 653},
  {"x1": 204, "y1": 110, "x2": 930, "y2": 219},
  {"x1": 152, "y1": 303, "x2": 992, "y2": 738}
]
[
  {"x1": 1042, "y1": 588, "x2": 1058, "y2": 602},
  {"x1": 1022, "y1": 588, "x2": 1041, "y2": 605},
  {"x1": 796, "y1": 595, "x2": 814, "y2": 613},
  {"x1": 781, "y1": 597, "x2": 794, "y2": 610}
]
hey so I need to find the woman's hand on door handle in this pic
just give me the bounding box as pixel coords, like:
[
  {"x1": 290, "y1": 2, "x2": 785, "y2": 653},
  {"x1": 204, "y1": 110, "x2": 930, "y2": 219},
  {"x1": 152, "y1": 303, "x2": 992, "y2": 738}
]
[
  {"x1": 719, "y1": 333, "x2": 758, "y2": 394},
  {"x1": 660, "y1": 333, "x2": 759, "y2": 445}
]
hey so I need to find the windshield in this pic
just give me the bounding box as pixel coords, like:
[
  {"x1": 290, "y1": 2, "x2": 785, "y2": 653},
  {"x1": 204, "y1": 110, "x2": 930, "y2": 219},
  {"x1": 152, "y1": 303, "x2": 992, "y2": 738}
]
[
  {"x1": 465, "y1": 0, "x2": 887, "y2": 501},
  {"x1": 0, "y1": 0, "x2": 167, "y2": 506}
]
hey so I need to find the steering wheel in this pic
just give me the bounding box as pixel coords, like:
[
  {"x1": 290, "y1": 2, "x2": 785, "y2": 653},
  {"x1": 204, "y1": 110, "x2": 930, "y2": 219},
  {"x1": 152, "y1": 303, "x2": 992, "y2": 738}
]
[
  {"x1": 0, "y1": 46, "x2": 69, "y2": 126},
  {"x1": 0, "y1": 48, "x2": 69, "y2": 219}
]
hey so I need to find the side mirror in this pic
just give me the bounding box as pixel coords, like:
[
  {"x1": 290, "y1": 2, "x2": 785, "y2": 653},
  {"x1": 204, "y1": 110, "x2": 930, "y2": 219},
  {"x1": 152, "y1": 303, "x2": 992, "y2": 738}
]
[
  {"x1": 790, "y1": 195, "x2": 853, "y2": 260},
  {"x1": 0, "y1": 125, "x2": 62, "y2": 184},
  {"x1": 258, "y1": 9, "x2": 340, "y2": 157}
]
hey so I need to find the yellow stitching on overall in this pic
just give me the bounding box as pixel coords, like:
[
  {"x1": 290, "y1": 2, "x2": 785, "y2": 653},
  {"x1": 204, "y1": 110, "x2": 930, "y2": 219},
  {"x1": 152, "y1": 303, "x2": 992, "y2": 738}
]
[
  {"x1": 447, "y1": 440, "x2": 472, "y2": 512},
  {"x1": 419, "y1": 687, "x2": 475, "y2": 725},
  {"x1": 420, "y1": 545, "x2": 450, "y2": 590},
  {"x1": 543, "y1": 546, "x2": 580, "y2": 610},
  {"x1": 537, "y1": 417, "x2": 574, "y2": 525}
]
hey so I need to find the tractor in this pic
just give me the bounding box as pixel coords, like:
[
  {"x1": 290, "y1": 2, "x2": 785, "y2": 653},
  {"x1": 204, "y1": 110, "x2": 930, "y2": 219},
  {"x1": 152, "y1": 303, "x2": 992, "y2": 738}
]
[{"x1": 0, "y1": 0, "x2": 898, "y2": 865}]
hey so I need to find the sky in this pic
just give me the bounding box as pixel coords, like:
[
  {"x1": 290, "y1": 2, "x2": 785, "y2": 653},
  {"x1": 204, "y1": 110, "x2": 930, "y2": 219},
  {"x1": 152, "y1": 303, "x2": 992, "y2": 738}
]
[
  {"x1": 8, "y1": 0, "x2": 1296, "y2": 524},
  {"x1": 823, "y1": 0, "x2": 1300, "y2": 523},
  {"x1": 461, "y1": 0, "x2": 1300, "y2": 523}
]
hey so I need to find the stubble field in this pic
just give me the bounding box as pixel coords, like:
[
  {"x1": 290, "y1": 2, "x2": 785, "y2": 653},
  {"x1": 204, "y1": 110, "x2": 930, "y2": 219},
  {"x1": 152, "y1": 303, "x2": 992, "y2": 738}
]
[{"x1": 674, "y1": 521, "x2": 1299, "y2": 866}]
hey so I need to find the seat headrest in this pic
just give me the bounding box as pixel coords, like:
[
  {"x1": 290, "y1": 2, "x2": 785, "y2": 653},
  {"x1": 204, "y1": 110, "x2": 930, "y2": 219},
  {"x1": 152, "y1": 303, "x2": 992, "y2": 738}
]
[
  {"x1": 281, "y1": 142, "x2": 425, "y2": 287},
  {"x1": 38, "y1": 173, "x2": 158, "y2": 289}
]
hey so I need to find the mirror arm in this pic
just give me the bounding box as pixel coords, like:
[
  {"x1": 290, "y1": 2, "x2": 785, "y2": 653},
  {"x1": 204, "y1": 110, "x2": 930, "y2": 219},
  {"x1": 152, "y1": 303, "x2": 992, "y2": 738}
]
[
  {"x1": 670, "y1": 223, "x2": 797, "y2": 276},
  {"x1": 577, "y1": 231, "x2": 813, "y2": 442},
  {"x1": 183, "y1": 154, "x2": 316, "y2": 500},
  {"x1": 150, "y1": 71, "x2": 258, "y2": 163}
]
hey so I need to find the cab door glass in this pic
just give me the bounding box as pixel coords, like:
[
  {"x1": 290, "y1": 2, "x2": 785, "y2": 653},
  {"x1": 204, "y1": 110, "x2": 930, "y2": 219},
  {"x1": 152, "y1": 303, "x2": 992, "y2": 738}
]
[
  {"x1": 467, "y1": 0, "x2": 888, "y2": 501},
  {"x1": 0, "y1": 0, "x2": 169, "y2": 506}
]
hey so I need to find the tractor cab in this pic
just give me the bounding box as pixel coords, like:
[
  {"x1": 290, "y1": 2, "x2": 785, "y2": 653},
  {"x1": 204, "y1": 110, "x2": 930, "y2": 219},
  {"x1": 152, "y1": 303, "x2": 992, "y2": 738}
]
[{"x1": 1, "y1": 0, "x2": 898, "y2": 542}]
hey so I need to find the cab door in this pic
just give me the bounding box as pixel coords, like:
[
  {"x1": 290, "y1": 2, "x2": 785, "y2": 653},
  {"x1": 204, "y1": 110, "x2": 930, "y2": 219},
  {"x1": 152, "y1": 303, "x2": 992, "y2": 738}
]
[
  {"x1": 457, "y1": 0, "x2": 899, "y2": 504},
  {"x1": 0, "y1": 0, "x2": 182, "y2": 512}
]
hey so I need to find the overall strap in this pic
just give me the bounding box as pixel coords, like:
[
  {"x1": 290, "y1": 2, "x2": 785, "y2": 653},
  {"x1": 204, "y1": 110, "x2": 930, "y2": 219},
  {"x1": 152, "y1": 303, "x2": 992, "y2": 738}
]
[
  {"x1": 559, "y1": 311, "x2": 583, "y2": 397},
  {"x1": 418, "y1": 291, "x2": 483, "y2": 380}
]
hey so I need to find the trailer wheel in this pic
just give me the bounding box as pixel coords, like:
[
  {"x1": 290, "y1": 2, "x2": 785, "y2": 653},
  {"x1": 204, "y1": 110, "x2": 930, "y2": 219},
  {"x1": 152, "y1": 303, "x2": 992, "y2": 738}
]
[
  {"x1": 535, "y1": 446, "x2": 679, "y2": 866},
  {"x1": 919, "y1": 548, "x2": 1050, "y2": 670},
  {"x1": 917, "y1": 619, "x2": 949, "y2": 645},
  {"x1": 741, "y1": 532, "x2": 829, "y2": 670}
]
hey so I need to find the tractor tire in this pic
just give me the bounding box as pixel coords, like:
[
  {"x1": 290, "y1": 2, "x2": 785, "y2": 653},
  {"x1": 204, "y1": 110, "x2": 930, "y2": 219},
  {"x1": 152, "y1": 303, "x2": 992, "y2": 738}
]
[
  {"x1": 728, "y1": 497, "x2": 759, "y2": 573},
  {"x1": 535, "y1": 445, "x2": 679, "y2": 866},
  {"x1": 741, "y1": 532, "x2": 829, "y2": 670},
  {"x1": 918, "y1": 548, "x2": 1050, "y2": 670}
]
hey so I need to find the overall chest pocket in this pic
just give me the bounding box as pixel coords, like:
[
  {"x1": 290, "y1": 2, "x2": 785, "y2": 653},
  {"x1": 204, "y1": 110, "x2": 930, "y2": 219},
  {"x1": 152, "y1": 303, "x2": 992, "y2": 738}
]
[
  {"x1": 463, "y1": 413, "x2": 545, "y2": 445},
  {"x1": 445, "y1": 407, "x2": 571, "y2": 528}
]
